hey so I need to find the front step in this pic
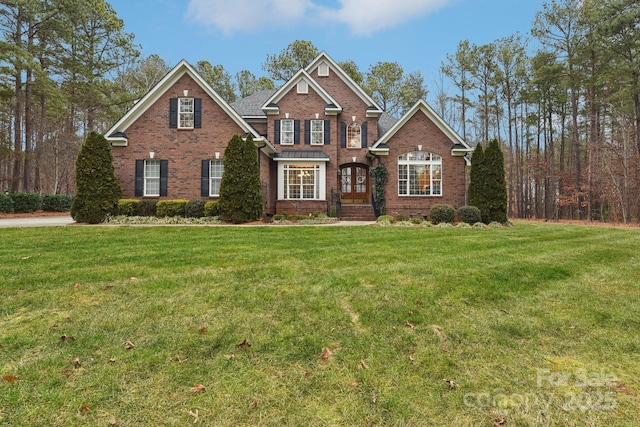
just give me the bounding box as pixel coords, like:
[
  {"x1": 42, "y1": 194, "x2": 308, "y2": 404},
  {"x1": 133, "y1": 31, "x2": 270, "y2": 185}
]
[{"x1": 340, "y1": 204, "x2": 376, "y2": 221}]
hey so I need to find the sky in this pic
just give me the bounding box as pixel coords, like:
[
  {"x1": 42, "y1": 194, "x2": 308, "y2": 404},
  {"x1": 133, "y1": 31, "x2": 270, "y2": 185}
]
[{"x1": 108, "y1": 0, "x2": 545, "y2": 100}]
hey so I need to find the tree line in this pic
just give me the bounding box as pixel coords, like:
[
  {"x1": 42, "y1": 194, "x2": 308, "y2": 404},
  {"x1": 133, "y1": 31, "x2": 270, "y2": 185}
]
[
  {"x1": 440, "y1": 0, "x2": 639, "y2": 223},
  {"x1": 2, "y1": 0, "x2": 638, "y2": 223}
]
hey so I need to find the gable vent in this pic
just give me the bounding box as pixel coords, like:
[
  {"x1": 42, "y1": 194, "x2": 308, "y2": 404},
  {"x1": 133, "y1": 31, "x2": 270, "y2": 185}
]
[
  {"x1": 297, "y1": 81, "x2": 309, "y2": 94},
  {"x1": 318, "y1": 62, "x2": 329, "y2": 77}
]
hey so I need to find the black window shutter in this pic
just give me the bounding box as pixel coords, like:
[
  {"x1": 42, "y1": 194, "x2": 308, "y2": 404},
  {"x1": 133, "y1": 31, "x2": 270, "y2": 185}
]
[
  {"x1": 135, "y1": 160, "x2": 144, "y2": 196},
  {"x1": 169, "y1": 98, "x2": 178, "y2": 128},
  {"x1": 361, "y1": 121, "x2": 368, "y2": 148},
  {"x1": 304, "y1": 120, "x2": 311, "y2": 145},
  {"x1": 274, "y1": 120, "x2": 280, "y2": 144},
  {"x1": 340, "y1": 121, "x2": 347, "y2": 148},
  {"x1": 201, "y1": 159, "x2": 210, "y2": 197},
  {"x1": 160, "y1": 160, "x2": 168, "y2": 197},
  {"x1": 294, "y1": 120, "x2": 300, "y2": 144},
  {"x1": 324, "y1": 120, "x2": 331, "y2": 145},
  {"x1": 194, "y1": 98, "x2": 202, "y2": 128}
]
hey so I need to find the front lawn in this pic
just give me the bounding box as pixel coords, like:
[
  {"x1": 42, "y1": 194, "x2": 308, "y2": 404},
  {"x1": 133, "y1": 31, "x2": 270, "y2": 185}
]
[{"x1": 1, "y1": 223, "x2": 638, "y2": 426}]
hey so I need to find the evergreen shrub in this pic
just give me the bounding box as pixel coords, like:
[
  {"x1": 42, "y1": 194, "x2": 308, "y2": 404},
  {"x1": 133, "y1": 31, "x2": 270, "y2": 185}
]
[
  {"x1": 204, "y1": 201, "x2": 219, "y2": 217},
  {"x1": 137, "y1": 200, "x2": 157, "y2": 216},
  {"x1": 71, "y1": 131, "x2": 121, "y2": 223},
  {"x1": 0, "y1": 192, "x2": 14, "y2": 213},
  {"x1": 42, "y1": 194, "x2": 74, "y2": 212},
  {"x1": 429, "y1": 204, "x2": 456, "y2": 224},
  {"x1": 11, "y1": 192, "x2": 42, "y2": 213},
  {"x1": 458, "y1": 206, "x2": 482, "y2": 224},
  {"x1": 117, "y1": 199, "x2": 140, "y2": 216},
  {"x1": 156, "y1": 200, "x2": 188, "y2": 217},
  {"x1": 185, "y1": 199, "x2": 205, "y2": 218}
]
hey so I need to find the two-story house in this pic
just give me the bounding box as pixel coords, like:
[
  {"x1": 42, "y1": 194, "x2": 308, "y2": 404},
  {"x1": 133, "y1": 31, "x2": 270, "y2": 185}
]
[{"x1": 105, "y1": 52, "x2": 471, "y2": 220}]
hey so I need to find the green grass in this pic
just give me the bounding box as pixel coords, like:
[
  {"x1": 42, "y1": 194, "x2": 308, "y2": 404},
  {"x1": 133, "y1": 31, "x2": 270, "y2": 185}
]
[{"x1": 1, "y1": 222, "x2": 639, "y2": 426}]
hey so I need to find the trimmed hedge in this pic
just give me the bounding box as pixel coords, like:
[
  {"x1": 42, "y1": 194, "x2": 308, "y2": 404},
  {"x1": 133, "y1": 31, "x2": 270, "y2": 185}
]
[
  {"x1": 185, "y1": 199, "x2": 205, "y2": 218},
  {"x1": 11, "y1": 192, "x2": 42, "y2": 213},
  {"x1": 156, "y1": 199, "x2": 188, "y2": 217},
  {"x1": 118, "y1": 199, "x2": 140, "y2": 216},
  {"x1": 458, "y1": 205, "x2": 482, "y2": 225},
  {"x1": 429, "y1": 204, "x2": 456, "y2": 224},
  {"x1": 0, "y1": 193, "x2": 13, "y2": 213},
  {"x1": 204, "y1": 201, "x2": 219, "y2": 217},
  {"x1": 137, "y1": 200, "x2": 157, "y2": 217},
  {"x1": 41, "y1": 194, "x2": 74, "y2": 212}
]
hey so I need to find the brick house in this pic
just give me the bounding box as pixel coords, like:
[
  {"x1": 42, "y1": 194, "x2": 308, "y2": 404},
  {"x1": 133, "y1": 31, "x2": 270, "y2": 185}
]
[{"x1": 106, "y1": 52, "x2": 471, "y2": 220}]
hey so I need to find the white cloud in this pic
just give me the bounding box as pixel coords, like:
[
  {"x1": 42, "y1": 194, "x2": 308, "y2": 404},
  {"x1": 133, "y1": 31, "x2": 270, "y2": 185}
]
[
  {"x1": 187, "y1": 0, "x2": 451, "y2": 35},
  {"x1": 186, "y1": 0, "x2": 313, "y2": 35}
]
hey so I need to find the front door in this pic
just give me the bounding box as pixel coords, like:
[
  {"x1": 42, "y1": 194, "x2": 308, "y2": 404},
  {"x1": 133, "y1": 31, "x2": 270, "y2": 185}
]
[{"x1": 340, "y1": 164, "x2": 369, "y2": 204}]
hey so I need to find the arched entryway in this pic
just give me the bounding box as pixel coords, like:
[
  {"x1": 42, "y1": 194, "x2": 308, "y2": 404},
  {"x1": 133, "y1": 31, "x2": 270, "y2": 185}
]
[{"x1": 340, "y1": 163, "x2": 369, "y2": 204}]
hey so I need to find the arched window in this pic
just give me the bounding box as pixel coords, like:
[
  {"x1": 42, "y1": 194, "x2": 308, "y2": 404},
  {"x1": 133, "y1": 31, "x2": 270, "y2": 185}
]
[
  {"x1": 347, "y1": 122, "x2": 361, "y2": 148},
  {"x1": 398, "y1": 151, "x2": 442, "y2": 196}
]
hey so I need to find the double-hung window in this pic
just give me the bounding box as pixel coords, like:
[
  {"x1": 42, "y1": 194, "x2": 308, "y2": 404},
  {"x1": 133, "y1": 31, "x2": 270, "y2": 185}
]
[
  {"x1": 347, "y1": 122, "x2": 361, "y2": 148},
  {"x1": 144, "y1": 159, "x2": 161, "y2": 197},
  {"x1": 179, "y1": 98, "x2": 194, "y2": 129},
  {"x1": 311, "y1": 120, "x2": 324, "y2": 145},
  {"x1": 398, "y1": 151, "x2": 442, "y2": 196},
  {"x1": 209, "y1": 159, "x2": 224, "y2": 197},
  {"x1": 281, "y1": 119, "x2": 294, "y2": 145}
]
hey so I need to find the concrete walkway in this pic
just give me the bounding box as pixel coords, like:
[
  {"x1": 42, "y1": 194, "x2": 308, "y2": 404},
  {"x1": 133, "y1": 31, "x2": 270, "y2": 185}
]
[
  {"x1": 0, "y1": 216, "x2": 374, "y2": 228},
  {"x1": 0, "y1": 215, "x2": 75, "y2": 228}
]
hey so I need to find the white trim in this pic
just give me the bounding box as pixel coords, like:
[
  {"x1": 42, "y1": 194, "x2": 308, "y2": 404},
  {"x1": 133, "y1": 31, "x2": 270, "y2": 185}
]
[
  {"x1": 277, "y1": 162, "x2": 326, "y2": 200},
  {"x1": 261, "y1": 70, "x2": 342, "y2": 116}
]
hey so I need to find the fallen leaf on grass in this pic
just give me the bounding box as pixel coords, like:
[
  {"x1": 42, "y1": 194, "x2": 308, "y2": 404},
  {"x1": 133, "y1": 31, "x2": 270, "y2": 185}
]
[
  {"x1": 614, "y1": 383, "x2": 634, "y2": 395},
  {"x1": 60, "y1": 334, "x2": 76, "y2": 342},
  {"x1": 3, "y1": 375, "x2": 18, "y2": 382},
  {"x1": 198, "y1": 327, "x2": 207, "y2": 334},
  {"x1": 21, "y1": 256, "x2": 31, "y2": 260},
  {"x1": 189, "y1": 383, "x2": 205, "y2": 393},
  {"x1": 172, "y1": 354, "x2": 188, "y2": 363},
  {"x1": 444, "y1": 379, "x2": 458, "y2": 389},
  {"x1": 404, "y1": 321, "x2": 416, "y2": 329},
  {"x1": 108, "y1": 415, "x2": 117, "y2": 425},
  {"x1": 223, "y1": 354, "x2": 235, "y2": 360},
  {"x1": 123, "y1": 340, "x2": 135, "y2": 349},
  {"x1": 51, "y1": 324, "x2": 59, "y2": 329},
  {"x1": 408, "y1": 355, "x2": 415, "y2": 362},
  {"x1": 320, "y1": 347, "x2": 333, "y2": 361},
  {"x1": 251, "y1": 399, "x2": 258, "y2": 408},
  {"x1": 79, "y1": 404, "x2": 90, "y2": 412},
  {"x1": 74, "y1": 283, "x2": 81, "y2": 289},
  {"x1": 236, "y1": 339, "x2": 251, "y2": 348},
  {"x1": 431, "y1": 325, "x2": 446, "y2": 341},
  {"x1": 359, "y1": 360, "x2": 369, "y2": 370},
  {"x1": 493, "y1": 417, "x2": 506, "y2": 426},
  {"x1": 72, "y1": 357, "x2": 81, "y2": 368},
  {"x1": 61, "y1": 369, "x2": 73, "y2": 377},
  {"x1": 109, "y1": 357, "x2": 117, "y2": 363},
  {"x1": 103, "y1": 285, "x2": 114, "y2": 290},
  {"x1": 187, "y1": 409, "x2": 199, "y2": 423}
]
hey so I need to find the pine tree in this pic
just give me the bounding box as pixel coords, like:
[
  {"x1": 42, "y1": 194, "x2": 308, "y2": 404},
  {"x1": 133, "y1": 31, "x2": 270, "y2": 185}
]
[
  {"x1": 218, "y1": 134, "x2": 263, "y2": 223},
  {"x1": 71, "y1": 131, "x2": 121, "y2": 223},
  {"x1": 483, "y1": 139, "x2": 508, "y2": 223}
]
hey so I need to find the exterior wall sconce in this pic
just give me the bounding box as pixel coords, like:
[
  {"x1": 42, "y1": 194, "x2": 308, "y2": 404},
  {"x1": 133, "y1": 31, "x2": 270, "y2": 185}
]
[
  {"x1": 352, "y1": 156, "x2": 357, "y2": 163},
  {"x1": 214, "y1": 152, "x2": 220, "y2": 159},
  {"x1": 149, "y1": 150, "x2": 155, "y2": 159},
  {"x1": 315, "y1": 113, "x2": 320, "y2": 119},
  {"x1": 285, "y1": 113, "x2": 290, "y2": 119},
  {"x1": 183, "y1": 89, "x2": 189, "y2": 97},
  {"x1": 417, "y1": 144, "x2": 422, "y2": 151},
  {"x1": 352, "y1": 115, "x2": 356, "y2": 122}
]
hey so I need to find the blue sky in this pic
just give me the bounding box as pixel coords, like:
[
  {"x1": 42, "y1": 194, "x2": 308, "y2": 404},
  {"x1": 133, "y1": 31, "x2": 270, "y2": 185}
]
[{"x1": 108, "y1": 0, "x2": 544, "y2": 99}]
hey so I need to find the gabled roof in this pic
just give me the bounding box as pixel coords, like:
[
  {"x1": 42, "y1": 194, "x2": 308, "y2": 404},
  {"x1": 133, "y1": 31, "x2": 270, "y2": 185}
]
[
  {"x1": 231, "y1": 89, "x2": 277, "y2": 118},
  {"x1": 261, "y1": 69, "x2": 342, "y2": 116},
  {"x1": 370, "y1": 99, "x2": 471, "y2": 161},
  {"x1": 305, "y1": 52, "x2": 384, "y2": 118},
  {"x1": 105, "y1": 59, "x2": 276, "y2": 154}
]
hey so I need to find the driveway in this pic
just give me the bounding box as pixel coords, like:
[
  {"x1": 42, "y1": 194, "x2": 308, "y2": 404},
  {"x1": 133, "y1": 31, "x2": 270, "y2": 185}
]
[{"x1": 0, "y1": 215, "x2": 75, "y2": 228}]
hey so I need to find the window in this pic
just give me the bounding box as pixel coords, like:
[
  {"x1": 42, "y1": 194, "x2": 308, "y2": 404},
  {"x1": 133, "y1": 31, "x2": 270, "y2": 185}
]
[
  {"x1": 398, "y1": 151, "x2": 442, "y2": 196},
  {"x1": 347, "y1": 122, "x2": 361, "y2": 148},
  {"x1": 281, "y1": 119, "x2": 294, "y2": 145},
  {"x1": 311, "y1": 120, "x2": 324, "y2": 145},
  {"x1": 179, "y1": 98, "x2": 194, "y2": 129},
  {"x1": 280, "y1": 163, "x2": 324, "y2": 200},
  {"x1": 144, "y1": 159, "x2": 161, "y2": 196},
  {"x1": 209, "y1": 159, "x2": 224, "y2": 197}
]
